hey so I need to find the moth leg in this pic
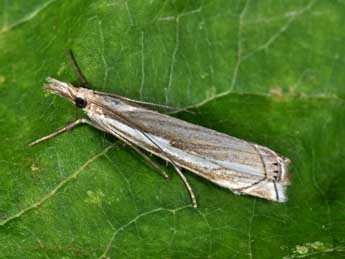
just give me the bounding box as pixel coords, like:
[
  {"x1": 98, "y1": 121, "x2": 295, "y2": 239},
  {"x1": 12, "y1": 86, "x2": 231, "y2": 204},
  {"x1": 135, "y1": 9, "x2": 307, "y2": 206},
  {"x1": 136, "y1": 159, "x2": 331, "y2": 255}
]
[
  {"x1": 66, "y1": 49, "x2": 90, "y2": 88},
  {"x1": 128, "y1": 145, "x2": 170, "y2": 180},
  {"x1": 172, "y1": 165, "x2": 197, "y2": 208},
  {"x1": 29, "y1": 118, "x2": 93, "y2": 146},
  {"x1": 112, "y1": 133, "x2": 169, "y2": 180},
  {"x1": 104, "y1": 111, "x2": 197, "y2": 207}
]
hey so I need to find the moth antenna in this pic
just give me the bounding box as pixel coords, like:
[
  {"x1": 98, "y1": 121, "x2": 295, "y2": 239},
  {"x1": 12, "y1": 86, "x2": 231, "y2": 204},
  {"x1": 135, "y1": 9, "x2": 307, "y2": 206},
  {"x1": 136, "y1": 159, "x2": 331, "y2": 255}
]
[
  {"x1": 66, "y1": 49, "x2": 90, "y2": 88},
  {"x1": 95, "y1": 90, "x2": 195, "y2": 114}
]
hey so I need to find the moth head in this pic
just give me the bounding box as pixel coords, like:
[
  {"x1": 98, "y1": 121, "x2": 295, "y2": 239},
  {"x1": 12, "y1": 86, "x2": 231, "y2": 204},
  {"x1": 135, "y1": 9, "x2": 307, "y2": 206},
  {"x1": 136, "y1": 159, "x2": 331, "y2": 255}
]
[{"x1": 44, "y1": 77, "x2": 92, "y2": 109}]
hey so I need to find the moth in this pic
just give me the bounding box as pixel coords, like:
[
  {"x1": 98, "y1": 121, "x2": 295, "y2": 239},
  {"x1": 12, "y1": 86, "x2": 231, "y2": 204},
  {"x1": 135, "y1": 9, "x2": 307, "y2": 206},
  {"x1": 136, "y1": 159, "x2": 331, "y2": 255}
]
[{"x1": 30, "y1": 50, "x2": 291, "y2": 208}]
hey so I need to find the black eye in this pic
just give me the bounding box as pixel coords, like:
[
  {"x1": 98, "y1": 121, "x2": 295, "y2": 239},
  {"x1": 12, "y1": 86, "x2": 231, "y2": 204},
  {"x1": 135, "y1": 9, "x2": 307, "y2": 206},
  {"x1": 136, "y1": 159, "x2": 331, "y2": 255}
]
[{"x1": 75, "y1": 97, "x2": 87, "y2": 108}]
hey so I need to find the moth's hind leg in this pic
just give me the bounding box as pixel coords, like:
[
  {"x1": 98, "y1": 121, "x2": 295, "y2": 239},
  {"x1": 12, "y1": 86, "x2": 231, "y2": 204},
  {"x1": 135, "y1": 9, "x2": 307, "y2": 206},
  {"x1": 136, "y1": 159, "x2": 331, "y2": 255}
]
[
  {"x1": 171, "y1": 165, "x2": 197, "y2": 208},
  {"x1": 107, "y1": 111, "x2": 197, "y2": 208},
  {"x1": 123, "y1": 138, "x2": 197, "y2": 207},
  {"x1": 108, "y1": 131, "x2": 170, "y2": 180},
  {"x1": 123, "y1": 141, "x2": 170, "y2": 180}
]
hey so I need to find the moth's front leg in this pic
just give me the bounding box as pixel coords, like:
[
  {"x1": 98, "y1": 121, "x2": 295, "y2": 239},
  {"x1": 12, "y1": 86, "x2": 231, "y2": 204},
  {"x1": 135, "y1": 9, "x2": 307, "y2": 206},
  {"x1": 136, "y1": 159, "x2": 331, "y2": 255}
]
[{"x1": 29, "y1": 118, "x2": 94, "y2": 146}]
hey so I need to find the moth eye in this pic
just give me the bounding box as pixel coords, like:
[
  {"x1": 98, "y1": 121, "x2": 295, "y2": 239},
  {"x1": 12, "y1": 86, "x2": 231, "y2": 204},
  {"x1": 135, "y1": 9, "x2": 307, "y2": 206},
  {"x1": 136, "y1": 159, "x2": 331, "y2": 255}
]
[{"x1": 75, "y1": 97, "x2": 87, "y2": 108}]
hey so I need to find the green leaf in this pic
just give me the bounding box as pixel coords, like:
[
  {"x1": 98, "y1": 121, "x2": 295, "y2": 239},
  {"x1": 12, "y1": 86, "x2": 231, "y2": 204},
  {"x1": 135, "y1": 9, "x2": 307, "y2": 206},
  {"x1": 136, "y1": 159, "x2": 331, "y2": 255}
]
[{"x1": 1, "y1": 0, "x2": 344, "y2": 258}]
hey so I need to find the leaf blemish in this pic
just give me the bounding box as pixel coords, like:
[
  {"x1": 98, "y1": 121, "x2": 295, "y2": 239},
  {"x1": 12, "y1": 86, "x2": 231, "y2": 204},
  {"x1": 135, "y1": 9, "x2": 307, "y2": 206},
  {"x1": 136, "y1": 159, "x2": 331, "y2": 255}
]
[
  {"x1": 0, "y1": 75, "x2": 5, "y2": 85},
  {"x1": 85, "y1": 190, "x2": 105, "y2": 206},
  {"x1": 31, "y1": 162, "x2": 40, "y2": 172}
]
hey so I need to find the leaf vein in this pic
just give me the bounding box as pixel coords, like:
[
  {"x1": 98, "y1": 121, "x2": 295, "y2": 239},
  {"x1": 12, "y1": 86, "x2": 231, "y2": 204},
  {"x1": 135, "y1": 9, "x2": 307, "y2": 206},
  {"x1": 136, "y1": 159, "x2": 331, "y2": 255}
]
[
  {"x1": 0, "y1": 0, "x2": 59, "y2": 34},
  {"x1": 99, "y1": 205, "x2": 192, "y2": 258},
  {"x1": 0, "y1": 144, "x2": 116, "y2": 227}
]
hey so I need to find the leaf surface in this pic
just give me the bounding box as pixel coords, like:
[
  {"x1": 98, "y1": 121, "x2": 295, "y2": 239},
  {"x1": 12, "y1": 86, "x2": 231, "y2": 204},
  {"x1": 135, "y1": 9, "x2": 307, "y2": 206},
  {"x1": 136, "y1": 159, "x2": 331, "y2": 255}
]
[{"x1": 0, "y1": 1, "x2": 344, "y2": 258}]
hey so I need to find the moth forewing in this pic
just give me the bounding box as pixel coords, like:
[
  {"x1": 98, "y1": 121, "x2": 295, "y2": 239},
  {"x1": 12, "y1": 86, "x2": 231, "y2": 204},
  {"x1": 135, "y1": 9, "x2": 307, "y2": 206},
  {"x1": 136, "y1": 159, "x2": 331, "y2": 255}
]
[
  {"x1": 35, "y1": 77, "x2": 291, "y2": 207},
  {"x1": 88, "y1": 99, "x2": 290, "y2": 202}
]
